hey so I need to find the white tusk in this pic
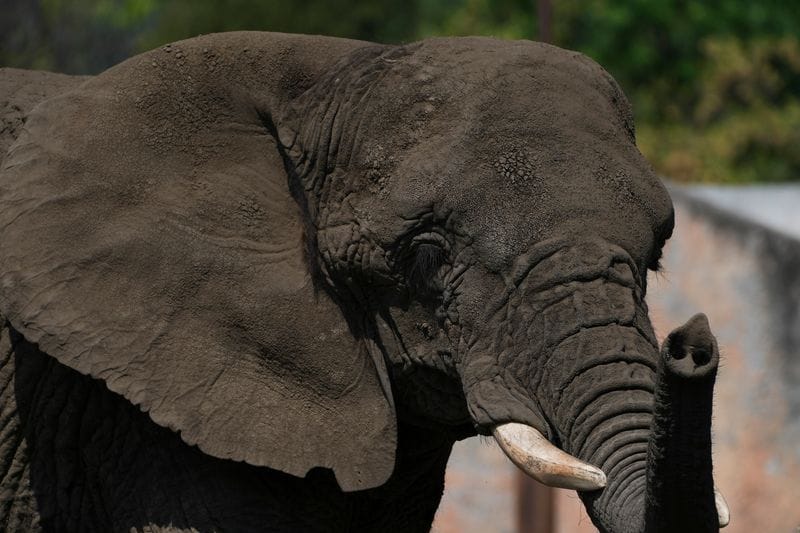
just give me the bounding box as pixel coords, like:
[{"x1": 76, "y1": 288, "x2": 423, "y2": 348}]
[
  {"x1": 492, "y1": 422, "x2": 606, "y2": 491},
  {"x1": 715, "y1": 487, "x2": 730, "y2": 528}
]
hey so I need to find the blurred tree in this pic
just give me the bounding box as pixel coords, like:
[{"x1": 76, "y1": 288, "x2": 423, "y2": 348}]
[
  {"x1": 637, "y1": 36, "x2": 800, "y2": 183},
  {"x1": 2, "y1": 0, "x2": 799, "y2": 182},
  {"x1": 415, "y1": 0, "x2": 537, "y2": 40},
  {"x1": 0, "y1": 0, "x2": 157, "y2": 74},
  {"x1": 552, "y1": 0, "x2": 800, "y2": 122},
  {"x1": 139, "y1": 0, "x2": 418, "y2": 49}
]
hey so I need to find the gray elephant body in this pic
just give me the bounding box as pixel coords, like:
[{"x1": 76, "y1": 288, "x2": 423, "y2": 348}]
[
  {"x1": 0, "y1": 32, "x2": 722, "y2": 532},
  {"x1": 1, "y1": 324, "x2": 451, "y2": 532},
  {"x1": 1, "y1": 47, "x2": 454, "y2": 533}
]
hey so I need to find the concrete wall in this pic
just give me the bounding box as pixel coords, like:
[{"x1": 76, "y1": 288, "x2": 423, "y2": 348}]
[{"x1": 432, "y1": 185, "x2": 800, "y2": 532}]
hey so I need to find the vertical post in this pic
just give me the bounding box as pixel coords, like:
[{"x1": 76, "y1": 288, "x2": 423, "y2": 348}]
[
  {"x1": 537, "y1": 0, "x2": 553, "y2": 43},
  {"x1": 517, "y1": 473, "x2": 555, "y2": 533}
]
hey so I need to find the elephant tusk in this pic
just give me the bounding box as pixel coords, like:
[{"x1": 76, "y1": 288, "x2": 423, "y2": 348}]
[
  {"x1": 492, "y1": 422, "x2": 606, "y2": 491},
  {"x1": 715, "y1": 487, "x2": 730, "y2": 528}
]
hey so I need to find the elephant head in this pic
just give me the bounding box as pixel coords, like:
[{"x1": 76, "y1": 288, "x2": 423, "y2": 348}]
[{"x1": 0, "y1": 33, "x2": 727, "y2": 531}]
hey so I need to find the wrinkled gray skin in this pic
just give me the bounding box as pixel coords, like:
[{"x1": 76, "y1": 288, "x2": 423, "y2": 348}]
[{"x1": 0, "y1": 33, "x2": 720, "y2": 532}]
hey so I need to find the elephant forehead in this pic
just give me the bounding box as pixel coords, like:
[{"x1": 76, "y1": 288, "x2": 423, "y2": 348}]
[
  {"x1": 344, "y1": 38, "x2": 627, "y2": 157},
  {"x1": 374, "y1": 152, "x2": 668, "y2": 274},
  {"x1": 369, "y1": 37, "x2": 631, "y2": 136},
  {"x1": 373, "y1": 118, "x2": 670, "y2": 269},
  {"x1": 336, "y1": 38, "x2": 672, "y2": 264},
  {"x1": 355, "y1": 39, "x2": 663, "y2": 193}
]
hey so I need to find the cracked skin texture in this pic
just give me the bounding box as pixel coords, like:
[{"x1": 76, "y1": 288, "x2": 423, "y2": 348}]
[{"x1": 0, "y1": 32, "x2": 719, "y2": 532}]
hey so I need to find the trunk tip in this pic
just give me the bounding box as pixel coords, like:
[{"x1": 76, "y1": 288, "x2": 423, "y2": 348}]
[{"x1": 662, "y1": 313, "x2": 719, "y2": 379}]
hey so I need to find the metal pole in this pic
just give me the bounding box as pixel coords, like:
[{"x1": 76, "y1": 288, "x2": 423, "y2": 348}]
[
  {"x1": 517, "y1": 473, "x2": 555, "y2": 533},
  {"x1": 537, "y1": 0, "x2": 552, "y2": 43}
]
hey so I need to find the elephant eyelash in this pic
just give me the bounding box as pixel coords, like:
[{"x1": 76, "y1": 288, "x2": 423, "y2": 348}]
[
  {"x1": 408, "y1": 243, "x2": 446, "y2": 291},
  {"x1": 649, "y1": 210, "x2": 674, "y2": 272},
  {"x1": 648, "y1": 247, "x2": 664, "y2": 272}
]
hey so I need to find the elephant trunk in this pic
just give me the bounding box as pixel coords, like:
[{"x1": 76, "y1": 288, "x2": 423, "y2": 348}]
[
  {"x1": 468, "y1": 242, "x2": 724, "y2": 533},
  {"x1": 550, "y1": 322, "x2": 655, "y2": 533},
  {"x1": 643, "y1": 313, "x2": 721, "y2": 531},
  {"x1": 545, "y1": 316, "x2": 722, "y2": 533}
]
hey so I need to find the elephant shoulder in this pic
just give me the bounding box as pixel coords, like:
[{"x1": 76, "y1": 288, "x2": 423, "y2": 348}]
[{"x1": 0, "y1": 68, "x2": 88, "y2": 167}]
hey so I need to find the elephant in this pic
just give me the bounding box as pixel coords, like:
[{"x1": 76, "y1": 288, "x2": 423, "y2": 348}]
[{"x1": 0, "y1": 32, "x2": 729, "y2": 532}]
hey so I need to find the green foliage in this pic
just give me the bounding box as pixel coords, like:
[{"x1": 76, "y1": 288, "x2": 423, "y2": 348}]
[
  {"x1": 694, "y1": 37, "x2": 800, "y2": 125},
  {"x1": 137, "y1": 0, "x2": 418, "y2": 49},
  {"x1": 0, "y1": 0, "x2": 157, "y2": 74},
  {"x1": 415, "y1": 0, "x2": 536, "y2": 40},
  {"x1": 3, "y1": 0, "x2": 800, "y2": 181},
  {"x1": 638, "y1": 37, "x2": 800, "y2": 183},
  {"x1": 553, "y1": 0, "x2": 800, "y2": 122}
]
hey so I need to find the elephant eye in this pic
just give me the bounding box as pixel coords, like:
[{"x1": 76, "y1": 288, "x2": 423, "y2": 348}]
[
  {"x1": 648, "y1": 211, "x2": 674, "y2": 272},
  {"x1": 647, "y1": 246, "x2": 664, "y2": 272},
  {"x1": 408, "y1": 243, "x2": 446, "y2": 292}
]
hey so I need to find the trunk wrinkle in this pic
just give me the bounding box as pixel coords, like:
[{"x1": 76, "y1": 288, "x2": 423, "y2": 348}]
[
  {"x1": 570, "y1": 402, "x2": 653, "y2": 449},
  {"x1": 590, "y1": 431, "x2": 650, "y2": 469},
  {"x1": 612, "y1": 464, "x2": 647, "y2": 496},
  {"x1": 542, "y1": 317, "x2": 628, "y2": 352},
  {"x1": 549, "y1": 355, "x2": 657, "y2": 408},
  {"x1": 587, "y1": 428, "x2": 650, "y2": 468},
  {"x1": 553, "y1": 349, "x2": 657, "y2": 386},
  {"x1": 576, "y1": 416, "x2": 651, "y2": 459},
  {"x1": 555, "y1": 380, "x2": 654, "y2": 433},
  {"x1": 512, "y1": 254, "x2": 639, "y2": 296},
  {"x1": 618, "y1": 482, "x2": 646, "y2": 511},
  {"x1": 556, "y1": 366, "x2": 654, "y2": 423},
  {"x1": 607, "y1": 451, "x2": 648, "y2": 479},
  {"x1": 538, "y1": 323, "x2": 658, "y2": 393},
  {"x1": 601, "y1": 443, "x2": 648, "y2": 476}
]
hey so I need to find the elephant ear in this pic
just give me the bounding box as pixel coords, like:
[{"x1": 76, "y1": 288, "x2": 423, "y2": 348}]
[{"x1": 0, "y1": 35, "x2": 396, "y2": 491}]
